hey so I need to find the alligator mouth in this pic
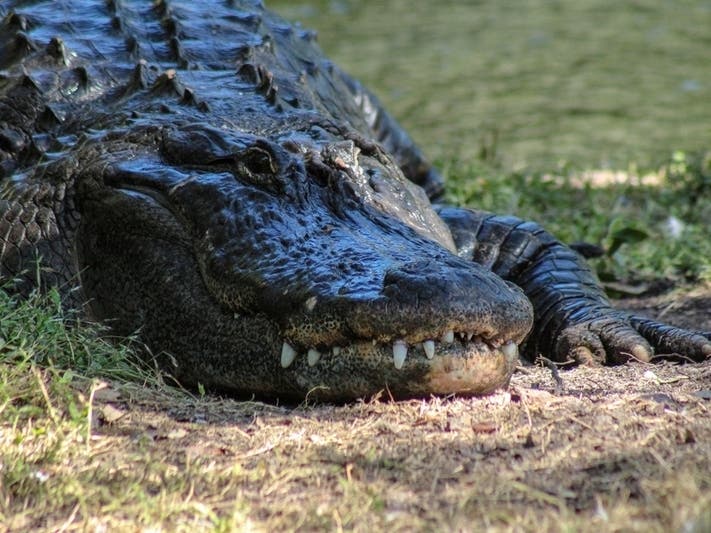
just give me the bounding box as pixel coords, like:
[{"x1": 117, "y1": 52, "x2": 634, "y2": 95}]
[
  {"x1": 269, "y1": 272, "x2": 532, "y2": 398},
  {"x1": 280, "y1": 330, "x2": 518, "y2": 368},
  {"x1": 278, "y1": 328, "x2": 521, "y2": 398}
]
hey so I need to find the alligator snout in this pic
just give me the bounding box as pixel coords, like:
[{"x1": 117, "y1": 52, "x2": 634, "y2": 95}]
[
  {"x1": 380, "y1": 258, "x2": 532, "y2": 342},
  {"x1": 280, "y1": 252, "x2": 533, "y2": 376},
  {"x1": 272, "y1": 251, "x2": 533, "y2": 399}
]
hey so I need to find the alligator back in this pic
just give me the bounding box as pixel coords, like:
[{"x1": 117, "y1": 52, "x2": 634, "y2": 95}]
[
  {"x1": 0, "y1": 0, "x2": 376, "y2": 168},
  {"x1": 0, "y1": 0, "x2": 442, "y2": 293}
]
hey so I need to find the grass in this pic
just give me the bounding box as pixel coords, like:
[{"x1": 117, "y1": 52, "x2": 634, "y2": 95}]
[
  {"x1": 0, "y1": 362, "x2": 249, "y2": 530},
  {"x1": 0, "y1": 287, "x2": 147, "y2": 380},
  {"x1": 0, "y1": 290, "x2": 246, "y2": 530},
  {"x1": 2, "y1": 318, "x2": 710, "y2": 531}
]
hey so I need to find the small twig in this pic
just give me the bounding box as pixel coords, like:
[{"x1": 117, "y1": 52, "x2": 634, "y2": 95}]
[
  {"x1": 650, "y1": 353, "x2": 697, "y2": 364},
  {"x1": 647, "y1": 447, "x2": 672, "y2": 472},
  {"x1": 56, "y1": 503, "x2": 80, "y2": 533},
  {"x1": 516, "y1": 388, "x2": 533, "y2": 431},
  {"x1": 508, "y1": 480, "x2": 565, "y2": 508},
  {"x1": 656, "y1": 375, "x2": 690, "y2": 385},
  {"x1": 620, "y1": 350, "x2": 653, "y2": 364},
  {"x1": 537, "y1": 356, "x2": 576, "y2": 367},
  {"x1": 566, "y1": 414, "x2": 594, "y2": 431},
  {"x1": 234, "y1": 442, "x2": 277, "y2": 460},
  {"x1": 537, "y1": 356, "x2": 565, "y2": 392},
  {"x1": 32, "y1": 366, "x2": 58, "y2": 426},
  {"x1": 86, "y1": 380, "x2": 108, "y2": 452},
  {"x1": 429, "y1": 468, "x2": 441, "y2": 495},
  {"x1": 384, "y1": 384, "x2": 395, "y2": 403},
  {"x1": 0, "y1": 399, "x2": 10, "y2": 417}
]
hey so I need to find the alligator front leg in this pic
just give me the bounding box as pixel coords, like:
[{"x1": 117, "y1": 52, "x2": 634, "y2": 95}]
[{"x1": 436, "y1": 206, "x2": 711, "y2": 364}]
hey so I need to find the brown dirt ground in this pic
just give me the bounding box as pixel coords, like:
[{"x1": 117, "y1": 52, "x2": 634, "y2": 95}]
[{"x1": 37, "y1": 286, "x2": 711, "y2": 531}]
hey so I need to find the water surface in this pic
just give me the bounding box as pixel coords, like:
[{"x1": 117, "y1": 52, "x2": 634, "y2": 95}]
[{"x1": 271, "y1": 0, "x2": 711, "y2": 171}]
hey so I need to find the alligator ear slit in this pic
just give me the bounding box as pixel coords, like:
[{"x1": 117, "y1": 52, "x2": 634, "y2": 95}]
[{"x1": 207, "y1": 156, "x2": 237, "y2": 165}]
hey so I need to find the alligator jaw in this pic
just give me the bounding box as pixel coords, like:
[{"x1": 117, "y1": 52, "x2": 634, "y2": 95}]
[{"x1": 278, "y1": 331, "x2": 522, "y2": 400}]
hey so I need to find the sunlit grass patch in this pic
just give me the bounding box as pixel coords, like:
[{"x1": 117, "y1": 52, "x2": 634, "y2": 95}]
[
  {"x1": 444, "y1": 150, "x2": 711, "y2": 288},
  {"x1": 0, "y1": 370, "x2": 254, "y2": 531},
  {"x1": 0, "y1": 286, "x2": 150, "y2": 382}
]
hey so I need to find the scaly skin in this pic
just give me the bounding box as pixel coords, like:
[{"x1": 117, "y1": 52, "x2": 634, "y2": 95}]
[{"x1": 0, "y1": 1, "x2": 708, "y2": 400}]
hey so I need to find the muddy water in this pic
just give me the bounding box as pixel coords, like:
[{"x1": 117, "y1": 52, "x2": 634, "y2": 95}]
[{"x1": 271, "y1": 0, "x2": 711, "y2": 171}]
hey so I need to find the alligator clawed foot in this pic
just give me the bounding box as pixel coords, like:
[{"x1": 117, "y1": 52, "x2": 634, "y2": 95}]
[
  {"x1": 553, "y1": 314, "x2": 711, "y2": 365},
  {"x1": 554, "y1": 319, "x2": 652, "y2": 365}
]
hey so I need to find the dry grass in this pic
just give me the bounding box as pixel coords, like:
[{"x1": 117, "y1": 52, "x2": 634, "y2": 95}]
[{"x1": 1, "y1": 361, "x2": 709, "y2": 532}]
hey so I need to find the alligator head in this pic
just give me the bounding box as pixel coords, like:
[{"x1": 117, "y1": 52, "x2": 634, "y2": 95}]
[{"x1": 73, "y1": 122, "x2": 533, "y2": 400}]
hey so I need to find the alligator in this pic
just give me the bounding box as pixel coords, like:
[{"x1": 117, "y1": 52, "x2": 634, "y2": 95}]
[{"x1": 1, "y1": 1, "x2": 709, "y2": 400}]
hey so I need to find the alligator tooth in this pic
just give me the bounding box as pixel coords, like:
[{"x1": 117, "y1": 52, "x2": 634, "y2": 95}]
[
  {"x1": 467, "y1": 332, "x2": 474, "y2": 341},
  {"x1": 304, "y1": 296, "x2": 317, "y2": 311},
  {"x1": 393, "y1": 340, "x2": 408, "y2": 369},
  {"x1": 307, "y1": 348, "x2": 321, "y2": 366},
  {"x1": 501, "y1": 341, "x2": 519, "y2": 358},
  {"x1": 423, "y1": 340, "x2": 435, "y2": 359},
  {"x1": 441, "y1": 330, "x2": 454, "y2": 344},
  {"x1": 281, "y1": 342, "x2": 297, "y2": 368},
  {"x1": 332, "y1": 346, "x2": 341, "y2": 356}
]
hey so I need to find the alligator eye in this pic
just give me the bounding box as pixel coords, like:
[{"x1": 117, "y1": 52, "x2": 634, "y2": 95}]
[
  {"x1": 243, "y1": 147, "x2": 277, "y2": 175},
  {"x1": 236, "y1": 146, "x2": 281, "y2": 188}
]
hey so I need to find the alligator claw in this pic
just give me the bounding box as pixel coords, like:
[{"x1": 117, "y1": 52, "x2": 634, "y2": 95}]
[
  {"x1": 551, "y1": 313, "x2": 710, "y2": 365},
  {"x1": 629, "y1": 316, "x2": 711, "y2": 361}
]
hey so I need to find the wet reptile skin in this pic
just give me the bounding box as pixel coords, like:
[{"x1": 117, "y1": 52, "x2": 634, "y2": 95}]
[{"x1": 1, "y1": 1, "x2": 709, "y2": 400}]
